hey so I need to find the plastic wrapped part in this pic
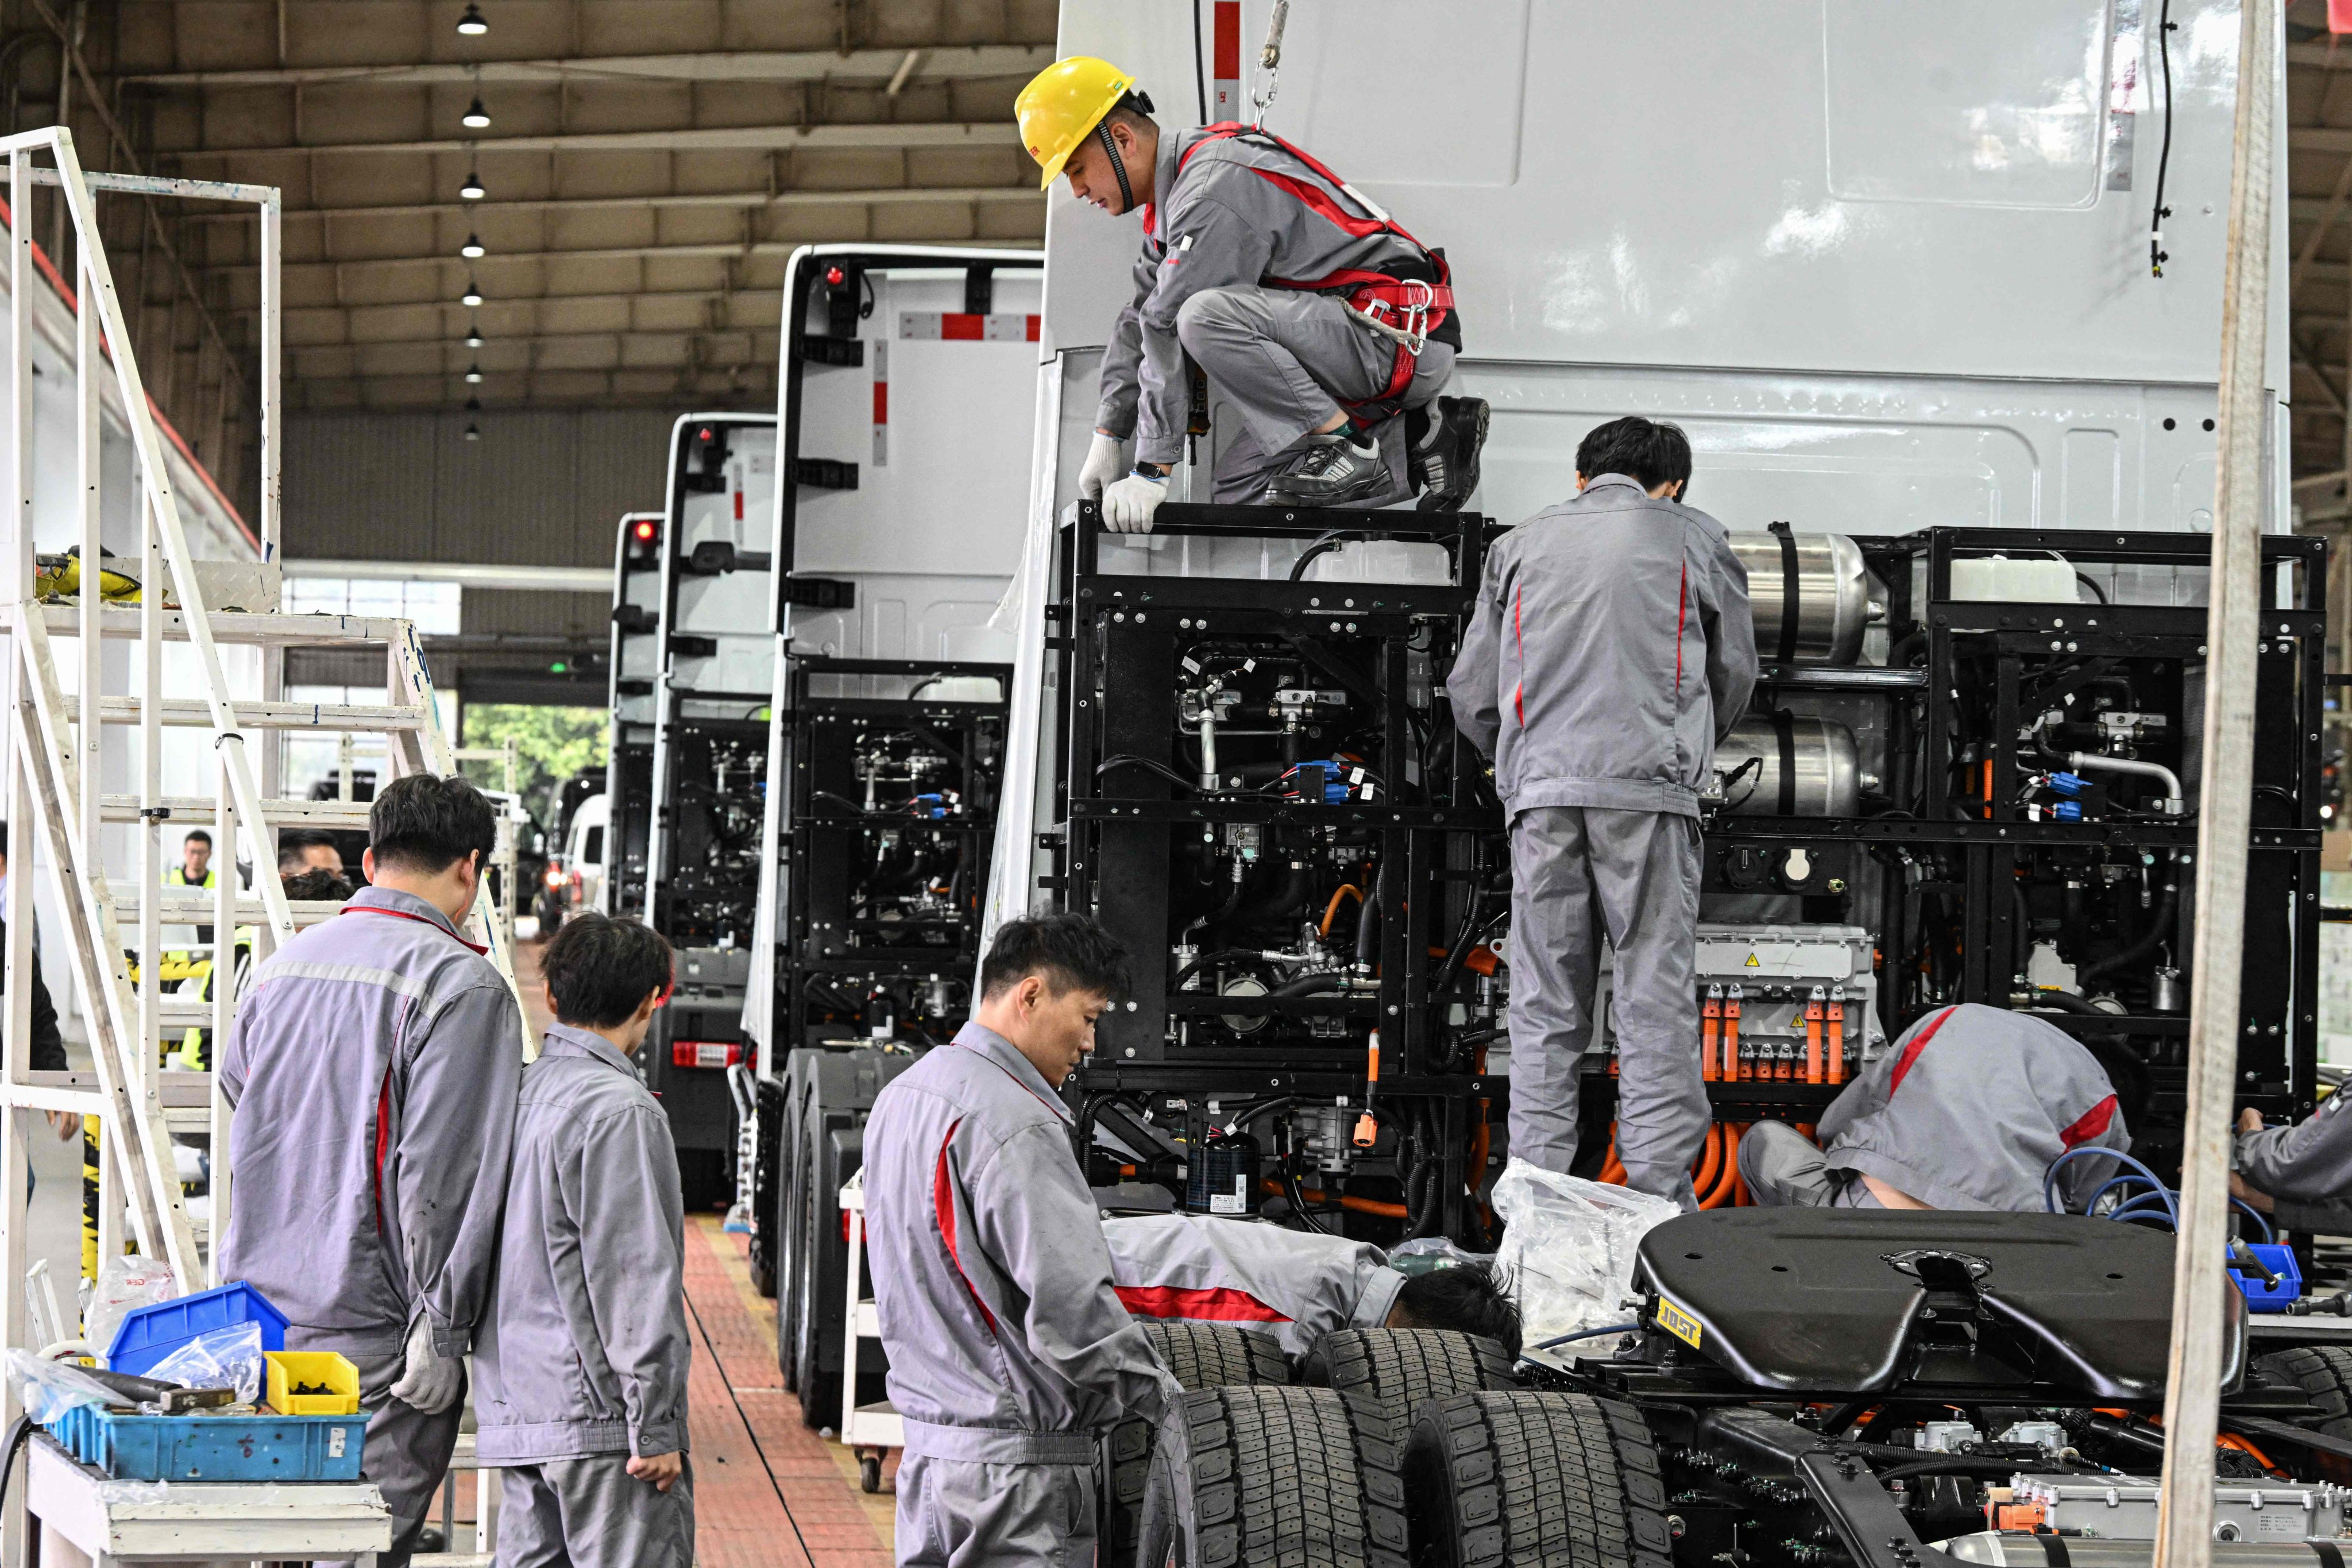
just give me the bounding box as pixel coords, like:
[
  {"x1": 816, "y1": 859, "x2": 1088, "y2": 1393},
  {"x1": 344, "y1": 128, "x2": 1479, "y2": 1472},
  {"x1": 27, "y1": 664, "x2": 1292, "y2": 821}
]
[
  {"x1": 1491, "y1": 1159, "x2": 1679, "y2": 1347},
  {"x1": 87, "y1": 1256, "x2": 176, "y2": 1366},
  {"x1": 5, "y1": 1349, "x2": 125, "y2": 1424},
  {"x1": 94, "y1": 1477, "x2": 173, "y2": 1507},
  {"x1": 1388, "y1": 1237, "x2": 1490, "y2": 1274},
  {"x1": 144, "y1": 1320, "x2": 265, "y2": 1406}
]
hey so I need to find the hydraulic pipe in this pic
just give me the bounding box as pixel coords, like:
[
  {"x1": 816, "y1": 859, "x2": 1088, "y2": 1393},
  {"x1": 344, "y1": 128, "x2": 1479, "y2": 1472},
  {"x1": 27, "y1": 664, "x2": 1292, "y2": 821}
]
[{"x1": 2065, "y1": 750, "x2": 2185, "y2": 814}]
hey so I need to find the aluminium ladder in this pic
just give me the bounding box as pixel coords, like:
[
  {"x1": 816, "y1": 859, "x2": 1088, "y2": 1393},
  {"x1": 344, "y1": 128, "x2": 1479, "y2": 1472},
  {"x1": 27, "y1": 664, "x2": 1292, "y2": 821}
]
[{"x1": 0, "y1": 127, "x2": 532, "y2": 1554}]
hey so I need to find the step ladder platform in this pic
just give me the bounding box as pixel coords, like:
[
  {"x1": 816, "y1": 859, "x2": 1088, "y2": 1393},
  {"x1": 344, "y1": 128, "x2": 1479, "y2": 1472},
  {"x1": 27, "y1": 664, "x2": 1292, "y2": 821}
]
[
  {"x1": 3, "y1": 602, "x2": 416, "y2": 648},
  {"x1": 100, "y1": 794, "x2": 371, "y2": 829},
  {"x1": 109, "y1": 883, "x2": 352, "y2": 926}
]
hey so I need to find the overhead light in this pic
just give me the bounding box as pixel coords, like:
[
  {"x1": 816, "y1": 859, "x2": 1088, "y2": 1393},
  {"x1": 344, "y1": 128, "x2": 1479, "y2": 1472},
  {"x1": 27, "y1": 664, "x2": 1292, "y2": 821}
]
[
  {"x1": 461, "y1": 279, "x2": 484, "y2": 308},
  {"x1": 465, "y1": 362, "x2": 484, "y2": 384},
  {"x1": 464, "y1": 421, "x2": 482, "y2": 442},
  {"x1": 461, "y1": 233, "x2": 485, "y2": 259},
  {"x1": 466, "y1": 322, "x2": 485, "y2": 348},
  {"x1": 462, "y1": 96, "x2": 491, "y2": 130},
  {"x1": 460, "y1": 171, "x2": 485, "y2": 200},
  {"x1": 457, "y1": 3, "x2": 488, "y2": 36}
]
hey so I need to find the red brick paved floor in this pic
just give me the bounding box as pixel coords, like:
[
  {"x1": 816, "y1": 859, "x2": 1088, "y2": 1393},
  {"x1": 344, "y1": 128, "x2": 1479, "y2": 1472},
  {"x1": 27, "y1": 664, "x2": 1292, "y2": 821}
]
[{"x1": 683, "y1": 1215, "x2": 898, "y2": 1567}]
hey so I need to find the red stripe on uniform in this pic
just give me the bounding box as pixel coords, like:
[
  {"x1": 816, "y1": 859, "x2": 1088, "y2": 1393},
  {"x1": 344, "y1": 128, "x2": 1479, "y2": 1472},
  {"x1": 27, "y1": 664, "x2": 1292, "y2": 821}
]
[
  {"x1": 373, "y1": 1064, "x2": 393, "y2": 1235},
  {"x1": 934, "y1": 1119, "x2": 998, "y2": 1335},
  {"x1": 1887, "y1": 1006, "x2": 1959, "y2": 1094},
  {"x1": 1243, "y1": 167, "x2": 1391, "y2": 240},
  {"x1": 2060, "y1": 1094, "x2": 2119, "y2": 1149},
  {"x1": 1674, "y1": 560, "x2": 1688, "y2": 701},
  {"x1": 1115, "y1": 1285, "x2": 1292, "y2": 1324},
  {"x1": 1513, "y1": 583, "x2": 1525, "y2": 725}
]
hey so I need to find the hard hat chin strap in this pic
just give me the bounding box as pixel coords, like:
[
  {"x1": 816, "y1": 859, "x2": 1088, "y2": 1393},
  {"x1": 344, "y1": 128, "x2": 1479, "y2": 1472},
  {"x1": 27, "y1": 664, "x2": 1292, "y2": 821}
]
[{"x1": 1096, "y1": 120, "x2": 1136, "y2": 214}]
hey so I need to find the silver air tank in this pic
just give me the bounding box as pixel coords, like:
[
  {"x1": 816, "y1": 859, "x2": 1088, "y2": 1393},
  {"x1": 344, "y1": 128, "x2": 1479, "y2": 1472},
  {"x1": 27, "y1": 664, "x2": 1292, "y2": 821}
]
[
  {"x1": 1730, "y1": 531, "x2": 1874, "y2": 666},
  {"x1": 1712, "y1": 716, "x2": 1874, "y2": 817}
]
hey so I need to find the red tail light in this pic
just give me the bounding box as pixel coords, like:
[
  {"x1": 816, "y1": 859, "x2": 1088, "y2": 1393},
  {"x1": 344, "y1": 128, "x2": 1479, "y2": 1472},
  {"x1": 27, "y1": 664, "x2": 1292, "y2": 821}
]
[{"x1": 671, "y1": 1041, "x2": 743, "y2": 1069}]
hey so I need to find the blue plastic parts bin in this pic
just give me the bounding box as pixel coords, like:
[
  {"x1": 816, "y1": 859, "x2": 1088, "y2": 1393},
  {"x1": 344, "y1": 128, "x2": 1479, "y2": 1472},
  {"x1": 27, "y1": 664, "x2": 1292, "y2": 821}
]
[
  {"x1": 106, "y1": 1280, "x2": 287, "y2": 1377},
  {"x1": 47, "y1": 1404, "x2": 366, "y2": 1481},
  {"x1": 2230, "y1": 1242, "x2": 2304, "y2": 1312}
]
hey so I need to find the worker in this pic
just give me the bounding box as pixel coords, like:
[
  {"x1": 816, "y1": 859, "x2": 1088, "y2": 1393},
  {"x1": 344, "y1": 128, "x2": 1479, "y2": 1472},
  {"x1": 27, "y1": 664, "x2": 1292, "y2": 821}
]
[
  {"x1": 863, "y1": 910, "x2": 1175, "y2": 1567},
  {"x1": 2231, "y1": 1092, "x2": 2352, "y2": 1234},
  {"x1": 277, "y1": 827, "x2": 346, "y2": 880},
  {"x1": 1737, "y1": 1003, "x2": 2130, "y2": 1210},
  {"x1": 164, "y1": 827, "x2": 218, "y2": 949},
  {"x1": 1015, "y1": 56, "x2": 1488, "y2": 528},
  {"x1": 1446, "y1": 417, "x2": 1756, "y2": 1207},
  {"x1": 0, "y1": 825, "x2": 74, "y2": 1152},
  {"x1": 477, "y1": 914, "x2": 692, "y2": 1568},
  {"x1": 1103, "y1": 1211, "x2": 1521, "y2": 1359},
  {"x1": 218, "y1": 774, "x2": 522, "y2": 1568}
]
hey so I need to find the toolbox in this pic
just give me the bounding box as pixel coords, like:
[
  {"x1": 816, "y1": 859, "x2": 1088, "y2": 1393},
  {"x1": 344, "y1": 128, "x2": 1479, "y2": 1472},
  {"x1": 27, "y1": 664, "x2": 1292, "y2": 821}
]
[
  {"x1": 45, "y1": 1404, "x2": 366, "y2": 1482},
  {"x1": 105, "y1": 1280, "x2": 288, "y2": 1376},
  {"x1": 265, "y1": 1350, "x2": 361, "y2": 1416}
]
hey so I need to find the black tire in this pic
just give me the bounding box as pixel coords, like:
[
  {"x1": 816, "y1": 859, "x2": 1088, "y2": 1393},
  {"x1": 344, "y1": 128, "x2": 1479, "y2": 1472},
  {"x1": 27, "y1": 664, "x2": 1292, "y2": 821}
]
[
  {"x1": 1141, "y1": 1320, "x2": 1293, "y2": 1391},
  {"x1": 1307, "y1": 1328, "x2": 1517, "y2": 1440},
  {"x1": 1138, "y1": 1386, "x2": 1406, "y2": 1568},
  {"x1": 796, "y1": 1152, "x2": 836, "y2": 1426},
  {"x1": 1106, "y1": 1322, "x2": 1292, "y2": 1566},
  {"x1": 1401, "y1": 1391, "x2": 1674, "y2": 1568},
  {"x1": 2255, "y1": 1346, "x2": 2352, "y2": 1479}
]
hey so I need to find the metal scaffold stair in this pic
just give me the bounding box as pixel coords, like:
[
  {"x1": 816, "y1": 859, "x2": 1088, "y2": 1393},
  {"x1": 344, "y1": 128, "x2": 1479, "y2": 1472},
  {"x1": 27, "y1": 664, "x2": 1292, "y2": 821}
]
[{"x1": 0, "y1": 129, "x2": 533, "y2": 1519}]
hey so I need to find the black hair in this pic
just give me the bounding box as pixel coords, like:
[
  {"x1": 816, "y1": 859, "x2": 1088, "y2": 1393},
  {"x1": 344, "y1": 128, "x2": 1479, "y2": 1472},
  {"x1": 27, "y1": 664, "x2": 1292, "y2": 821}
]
[
  {"x1": 542, "y1": 913, "x2": 673, "y2": 1029},
  {"x1": 1575, "y1": 416, "x2": 1694, "y2": 496},
  {"x1": 1391, "y1": 1263, "x2": 1521, "y2": 1359},
  {"x1": 183, "y1": 829, "x2": 213, "y2": 848},
  {"x1": 276, "y1": 828, "x2": 337, "y2": 874},
  {"x1": 368, "y1": 773, "x2": 497, "y2": 877},
  {"x1": 979, "y1": 909, "x2": 1131, "y2": 1002},
  {"x1": 1103, "y1": 88, "x2": 1157, "y2": 131},
  {"x1": 281, "y1": 867, "x2": 356, "y2": 903}
]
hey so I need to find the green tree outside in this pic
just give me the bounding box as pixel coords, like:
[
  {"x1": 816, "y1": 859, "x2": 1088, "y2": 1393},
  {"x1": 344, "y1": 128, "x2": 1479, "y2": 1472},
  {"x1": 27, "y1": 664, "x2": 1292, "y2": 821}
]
[{"x1": 458, "y1": 704, "x2": 608, "y2": 829}]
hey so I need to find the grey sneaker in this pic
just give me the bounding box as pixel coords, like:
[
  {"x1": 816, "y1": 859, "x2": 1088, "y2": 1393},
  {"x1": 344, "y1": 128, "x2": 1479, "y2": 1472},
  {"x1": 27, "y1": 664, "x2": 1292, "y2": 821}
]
[
  {"x1": 1262, "y1": 430, "x2": 1396, "y2": 508},
  {"x1": 1409, "y1": 396, "x2": 1489, "y2": 512}
]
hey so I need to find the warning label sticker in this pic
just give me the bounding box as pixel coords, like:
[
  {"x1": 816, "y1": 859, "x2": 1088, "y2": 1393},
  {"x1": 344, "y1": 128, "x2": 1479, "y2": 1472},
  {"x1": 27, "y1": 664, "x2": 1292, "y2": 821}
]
[{"x1": 1656, "y1": 1297, "x2": 1702, "y2": 1350}]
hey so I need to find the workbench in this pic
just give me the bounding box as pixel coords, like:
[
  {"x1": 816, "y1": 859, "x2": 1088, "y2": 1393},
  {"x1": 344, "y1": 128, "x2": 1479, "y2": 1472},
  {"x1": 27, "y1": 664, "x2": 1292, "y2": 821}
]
[{"x1": 25, "y1": 1432, "x2": 392, "y2": 1565}]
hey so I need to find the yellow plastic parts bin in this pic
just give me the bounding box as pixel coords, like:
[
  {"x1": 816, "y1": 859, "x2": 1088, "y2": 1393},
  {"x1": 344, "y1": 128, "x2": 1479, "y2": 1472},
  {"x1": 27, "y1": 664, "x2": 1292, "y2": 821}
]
[{"x1": 265, "y1": 1350, "x2": 361, "y2": 1416}]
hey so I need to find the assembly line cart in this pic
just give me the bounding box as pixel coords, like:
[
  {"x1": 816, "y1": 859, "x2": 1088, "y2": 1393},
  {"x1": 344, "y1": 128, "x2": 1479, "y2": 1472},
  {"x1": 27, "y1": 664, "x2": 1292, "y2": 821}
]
[
  {"x1": 838, "y1": 1169, "x2": 903, "y2": 1492},
  {"x1": 24, "y1": 1431, "x2": 393, "y2": 1565}
]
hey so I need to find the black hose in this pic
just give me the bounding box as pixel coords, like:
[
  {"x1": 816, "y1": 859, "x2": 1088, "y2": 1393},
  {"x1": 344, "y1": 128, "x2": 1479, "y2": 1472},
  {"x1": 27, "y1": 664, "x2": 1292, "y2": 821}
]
[
  {"x1": 2078, "y1": 881, "x2": 2179, "y2": 984},
  {"x1": 0, "y1": 1413, "x2": 34, "y2": 1526},
  {"x1": 1355, "y1": 859, "x2": 1385, "y2": 970},
  {"x1": 2075, "y1": 573, "x2": 2110, "y2": 605},
  {"x1": 1288, "y1": 529, "x2": 1358, "y2": 581},
  {"x1": 1270, "y1": 972, "x2": 1348, "y2": 998},
  {"x1": 2029, "y1": 989, "x2": 2112, "y2": 1017},
  {"x1": 1170, "y1": 947, "x2": 1264, "y2": 993}
]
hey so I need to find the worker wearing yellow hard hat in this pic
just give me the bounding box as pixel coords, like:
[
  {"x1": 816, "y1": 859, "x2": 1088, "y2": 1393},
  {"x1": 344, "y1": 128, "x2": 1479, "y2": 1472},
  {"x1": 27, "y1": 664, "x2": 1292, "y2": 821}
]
[{"x1": 1012, "y1": 55, "x2": 1487, "y2": 533}]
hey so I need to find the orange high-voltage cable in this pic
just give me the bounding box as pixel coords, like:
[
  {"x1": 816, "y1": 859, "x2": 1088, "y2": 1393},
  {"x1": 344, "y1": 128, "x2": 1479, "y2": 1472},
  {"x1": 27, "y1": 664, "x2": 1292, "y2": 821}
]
[
  {"x1": 1691, "y1": 1123, "x2": 1723, "y2": 1198},
  {"x1": 1828, "y1": 993, "x2": 1847, "y2": 1083},
  {"x1": 1725, "y1": 986, "x2": 1744, "y2": 1079},
  {"x1": 1598, "y1": 1125, "x2": 1628, "y2": 1185},
  {"x1": 1804, "y1": 988, "x2": 1825, "y2": 1084},
  {"x1": 1701, "y1": 987, "x2": 1723, "y2": 1082},
  {"x1": 1729, "y1": 1124, "x2": 1754, "y2": 1205}
]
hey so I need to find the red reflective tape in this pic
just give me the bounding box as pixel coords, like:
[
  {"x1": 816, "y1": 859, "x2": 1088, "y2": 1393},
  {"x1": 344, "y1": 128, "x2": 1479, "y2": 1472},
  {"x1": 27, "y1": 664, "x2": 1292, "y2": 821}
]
[
  {"x1": 1026, "y1": 314, "x2": 1041, "y2": 342},
  {"x1": 933, "y1": 1118, "x2": 998, "y2": 1335},
  {"x1": 1213, "y1": 1, "x2": 1241, "y2": 78},
  {"x1": 2060, "y1": 1094, "x2": 2119, "y2": 1149},
  {"x1": 372, "y1": 1064, "x2": 393, "y2": 1236},
  {"x1": 1674, "y1": 561, "x2": 1688, "y2": 701},
  {"x1": 940, "y1": 313, "x2": 984, "y2": 341},
  {"x1": 1115, "y1": 1284, "x2": 1292, "y2": 1325},
  {"x1": 872, "y1": 381, "x2": 888, "y2": 425},
  {"x1": 733, "y1": 489, "x2": 743, "y2": 522},
  {"x1": 1887, "y1": 1006, "x2": 1959, "y2": 1094}
]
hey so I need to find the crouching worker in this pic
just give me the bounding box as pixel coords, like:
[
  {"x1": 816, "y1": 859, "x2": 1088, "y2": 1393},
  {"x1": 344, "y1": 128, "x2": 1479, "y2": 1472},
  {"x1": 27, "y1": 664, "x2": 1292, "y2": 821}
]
[
  {"x1": 1738, "y1": 1003, "x2": 2129, "y2": 1211},
  {"x1": 864, "y1": 912, "x2": 1176, "y2": 1567},
  {"x1": 476, "y1": 913, "x2": 693, "y2": 1568},
  {"x1": 2232, "y1": 1095, "x2": 2352, "y2": 1234},
  {"x1": 1103, "y1": 1211, "x2": 1523, "y2": 1359}
]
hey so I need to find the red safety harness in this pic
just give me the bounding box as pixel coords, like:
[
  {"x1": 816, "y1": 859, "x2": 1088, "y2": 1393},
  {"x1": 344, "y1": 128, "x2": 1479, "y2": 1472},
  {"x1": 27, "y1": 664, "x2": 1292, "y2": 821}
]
[{"x1": 1173, "y1": 123, "x2": 1457, "y2": 431}]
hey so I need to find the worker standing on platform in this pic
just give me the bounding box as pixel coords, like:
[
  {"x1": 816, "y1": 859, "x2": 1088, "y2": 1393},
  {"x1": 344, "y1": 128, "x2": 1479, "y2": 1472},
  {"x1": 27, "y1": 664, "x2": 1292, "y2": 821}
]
[
  {"x1": 1015, "y1": 56, "x2": 1489, "y2": 528},
  {"x1": 165, "y1": 827, "x2": 217, "y2": 948},
  {"x1": 863, "y1": 912, "x2": 1175, "y2": 1567},
  {"x1": 218, "y1": 774, "x2": 522, "y2": 1568},
  {"x1": 477, "y1": 913, "x2": 692, "y2": 1568},
  {"x1": 1447, "y1": 418, "x2": 1756, "y2": 1208}
]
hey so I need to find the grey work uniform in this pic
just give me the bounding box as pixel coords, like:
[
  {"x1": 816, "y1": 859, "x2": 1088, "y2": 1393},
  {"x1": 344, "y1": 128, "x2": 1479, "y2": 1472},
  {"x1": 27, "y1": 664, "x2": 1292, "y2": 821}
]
[
  {"x1": 1446, "y1": 476, "x2": 1757, "y2": 1206},
  {"x1": 476, "y1": 1022, "x2": 693, "y2": 1568},
  {"x1": 1101, "y1": 1212, "x2": 1404, "y2": 1361},
  {"x1": 863, "y1": 1024, "x2": 1173, "y2": 1568},
  {"x1": 1095, "y1": 126, "x2": 1461, "y2": 503},
  {"x1": 1740, "y1": 1003, "x2": 2130, "y2": 1211},
  {"x1": 218, "y1": 886, "x2": 522, "y2": 1568},
  {"x1": 2238, "y1": 1085, "x2": 2352, "y2": 1233}
]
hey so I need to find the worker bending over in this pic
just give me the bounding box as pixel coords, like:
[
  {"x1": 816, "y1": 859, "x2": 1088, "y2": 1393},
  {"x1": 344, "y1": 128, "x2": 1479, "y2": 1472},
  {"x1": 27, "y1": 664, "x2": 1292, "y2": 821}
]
[
  {"x1": 864, "y1": 912, "x2": 1175, "y2": 1566},
  {"x1": 2232, "y1": 1087, "x2": 2352, "y2": 1233},
  {"x1": 219, "y1": 775, "x2": 522, "y2": 1568},
  {"x1": 1447, "y1": 418, "x2": 1756, "y2": 1207},
  {"x1": 478, "y1": 914, "x2": 692, "y2": 1568},
  {"x1": 1015, "y1": 56, "x2": 1486, "y2": 528},
  {"x1": 1739, "y1": 1003, "x2": 2130, "y2": 1210},
  {"x1": 1103, "y1": 1211, "x2": 1521, "y2": 1359}
]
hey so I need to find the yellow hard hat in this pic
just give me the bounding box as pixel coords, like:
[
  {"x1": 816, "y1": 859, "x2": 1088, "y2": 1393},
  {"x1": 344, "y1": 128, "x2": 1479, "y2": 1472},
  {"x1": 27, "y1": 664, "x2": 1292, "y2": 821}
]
[{"x1": 1015, "y1": 56, "x2": 1137, "y2": 190}]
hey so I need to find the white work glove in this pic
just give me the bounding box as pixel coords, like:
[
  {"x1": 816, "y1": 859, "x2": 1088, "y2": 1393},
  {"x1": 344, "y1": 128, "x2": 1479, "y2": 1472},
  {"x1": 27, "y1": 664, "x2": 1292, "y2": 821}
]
[
  {"x1": 1103, "y1": 471, "x2": 1169, "y2": 534},
  {"x1": 388, "y1": 1311, "x2": 464, "y2": 1415},
  {"x1": 1078, "y1": 430, "x2": 1129, "y2": 502}
]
